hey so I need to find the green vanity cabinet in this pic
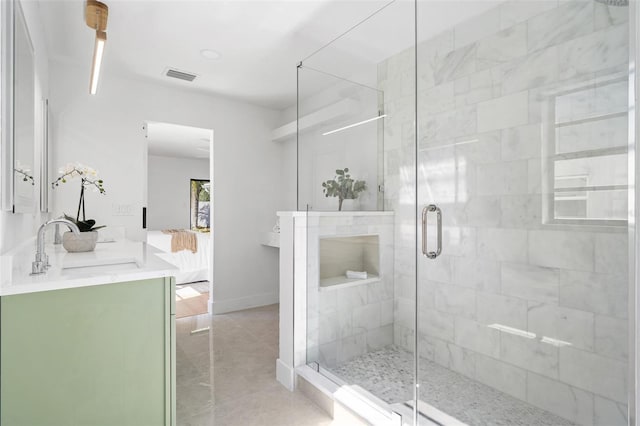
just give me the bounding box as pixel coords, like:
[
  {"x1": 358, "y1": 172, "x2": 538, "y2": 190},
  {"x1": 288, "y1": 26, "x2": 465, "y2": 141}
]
[{"x1": 0, "y1": 277, "x2": 176, "y2": 426}]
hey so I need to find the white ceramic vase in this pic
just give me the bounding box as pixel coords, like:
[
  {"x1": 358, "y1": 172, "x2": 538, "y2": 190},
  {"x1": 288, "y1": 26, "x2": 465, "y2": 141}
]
[{"x1": 62, "y1": 231, "x2": 98, "y2": 253}]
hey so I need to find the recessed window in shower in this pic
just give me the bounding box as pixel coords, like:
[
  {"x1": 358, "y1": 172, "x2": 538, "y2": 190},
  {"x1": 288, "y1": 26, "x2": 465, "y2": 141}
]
[{"x1": 319, "y1": 235, "x2": 379, "y2": 289}]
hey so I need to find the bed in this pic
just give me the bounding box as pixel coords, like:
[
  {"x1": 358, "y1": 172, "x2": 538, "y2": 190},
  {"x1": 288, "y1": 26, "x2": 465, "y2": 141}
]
[{"x1": 147, "y1": 230, "x2": 211, "y2": 284}]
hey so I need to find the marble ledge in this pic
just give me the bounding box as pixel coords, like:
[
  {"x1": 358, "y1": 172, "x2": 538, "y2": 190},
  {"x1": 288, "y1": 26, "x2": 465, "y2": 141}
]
[
  {"x1": 0, "y1": 239, "x2": 178, "y2": 297},
  {"x1": 277, "y1": 210, "x2": 395, "y2": 217}
]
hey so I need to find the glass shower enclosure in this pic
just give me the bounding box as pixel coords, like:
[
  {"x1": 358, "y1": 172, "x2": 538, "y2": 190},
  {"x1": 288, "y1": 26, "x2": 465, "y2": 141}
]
[{"x1": 298, "y1": 0, "x2": 634, "y2": 424}]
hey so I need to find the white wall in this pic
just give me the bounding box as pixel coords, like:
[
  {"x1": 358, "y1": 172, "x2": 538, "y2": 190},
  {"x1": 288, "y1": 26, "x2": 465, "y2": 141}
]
[
  {"x1": 0, "y1": 0, "x2": 51, "y2": 254},
  {"x1": 278, "y1": 77, "x2": 381, "y2": 212},
  {"x1": 147, "y1": 155, "x2": 209, "y2": 231},
  {"x1": 49, "y1": 59, "x2": 284, "y2": 313}
]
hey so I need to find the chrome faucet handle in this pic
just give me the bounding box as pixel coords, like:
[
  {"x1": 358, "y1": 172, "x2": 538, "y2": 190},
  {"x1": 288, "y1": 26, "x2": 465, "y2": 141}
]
[{"x1": 31, "y1": 218, "x2": 81, "y2": 275}]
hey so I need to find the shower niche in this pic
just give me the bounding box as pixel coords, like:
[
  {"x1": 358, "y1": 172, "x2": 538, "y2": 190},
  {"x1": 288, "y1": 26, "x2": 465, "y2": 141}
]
[{"x1": 319, "y1": 234, "x2": 380, "y2": 289}]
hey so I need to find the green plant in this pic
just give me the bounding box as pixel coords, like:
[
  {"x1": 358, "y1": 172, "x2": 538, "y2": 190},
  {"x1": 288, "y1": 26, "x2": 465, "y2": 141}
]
[
  {"x1": 52, "y1": 163, "x2": 106, "y2": 232},
  {"x1": 321, "y1": 168, "x2": 366, "y2": 211}
]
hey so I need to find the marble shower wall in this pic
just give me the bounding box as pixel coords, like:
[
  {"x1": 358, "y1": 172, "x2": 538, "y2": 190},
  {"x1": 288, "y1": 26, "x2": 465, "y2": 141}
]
[
  {"x1": 380, "y1": 2, "x2": 629, "y2": 425},
  {"x1": 305, "y1": 213, "x2": 395, "y2": 368}
]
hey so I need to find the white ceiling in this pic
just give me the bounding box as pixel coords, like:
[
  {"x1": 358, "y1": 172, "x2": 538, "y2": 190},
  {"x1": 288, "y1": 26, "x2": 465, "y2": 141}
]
[
  {"x1": 146, "y1": 121, "x2": 212, "y2": 160},
  {"x1": 38, "y1": 0, "x2": 502, "y2": 110}
]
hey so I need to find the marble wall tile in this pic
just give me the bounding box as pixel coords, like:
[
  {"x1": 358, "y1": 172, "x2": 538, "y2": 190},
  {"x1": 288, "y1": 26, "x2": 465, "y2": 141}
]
[
  {"x1": 594, "y1": 396, "x2": 628, "y2": 426},
  {"x1": 417, "y1": 30, "x2": 455, "y2": 90},
  {"x1": 394, "y1": 323, "x2": 415, "y2": 353},
  {"x1": 528, "y1": 158, "x2": 543, "y2": 194},
  {"x1": 527, "y1": 372, "x2": 595, "y2": 426},
  {"x1": 455, "y1": 130, "x2": 501, "y2": 164},
  {"x1": 434, "y1": 340, "x2": 476, "y2": 379},
  {"x1": 559, "y1": 270, "x2": 627, "y2": 318},
  {"x1": 420, "y1": 254, "x2": 452, "y2": 284},
  {"x1": 528, "y1": 302, "x2": 595, "y2": 352},
  {"x1": 319, "y1": 310, "x2": 338, "y2": 344},
  {"x1": 337, "y1": 333, "x2": 367, "y2": 364},
  {"x1": 499, "y1": 47, "x2": 559, "y2": 94},
  {"x1": 454, "y1": 7, "x2": 501, "y2": 49},
  {"x1": 475, "y1": 353, "x2": 527, "y2": 400},
  {"x1": 529, "y1": 230, "x2": 594, "y2": 271},
  {"x1": 337, "y1": 285, "x2": 368, "y2": 312},
  {"x1": 527, "y1": 1, "x2": 594, "y2": 52},
  {"x1": 499, "y1": 1, "x2": 558, "y2": 30},
  {"x1": 558, "y1": 24, "x2": 628, "y2": 80},
  {"x1": 454, "y1": 70, "x2": 497, "y2": 107},
  {"x1": 595, "y1": 232, "x2": 628, "y2": 276},
  {"x1": 418, "y1": 335, "x2": 435, "y2": 360},
  {"x1": 477, "y1": 228, "x2": 528, "y2": 263},
  {"x1": 476, "y1": 23, "x2": 527, "y2": 71},
  {"x1": 352, "y1": 303, "x2": 381, "y2": 334},
  {"x1": 440, "y1": 226, "x2": 476, "y2": 258},
  {"x1": 476, "y1": 160, "x2": 528, "y2": 195},
  {"x1": 395, "y1": 297, "x2": 416, "y2": 330},
  {"x1": 367, "y1": 281, "x2": 394, "y2": 304},
  {"x1": 319, "y1": 341, "x2": 338, "y2": 368},
  {"x1": 418, "y1": 82, "x2": 455, "y2": 116},
  {"x1": 595, "y1": 315, "x2": 627, "y2": 361},
  {"x1": 502, "y1": 123, "x2": 542, "y2": 161},
  {"x1": 500, "y1": 332, "x2": 559, "y2": 378},
  {"x1": 420, "y1": 105, "x2": 477, "y2": 145},
  {"x1": 501, "y1": 262, "x2": 559, "y2": 304},
  {"x1": 460, "y1": 196, "x2": 501, "y2": 227},
  {"x1": 452, "y1": 257, "x2": 501, "y2": 293},
  {"x1": 500, "y1": 195, "x2": 543, "y2": 229},
  {"x1": 337, "y1": 309, "x2": 353, "y2": 339},
  {"x1": 366, "y1": 325, "x2": 394, "y2": 352},
  {"x1": 454, "y1": 317, "x2": 500, "y2": 357},
  {"x1": 476, "y1": 292, "x2": 528, "y2": 330},
  {"x1": 420, "y1": 308, "x2": 455, "y2": 342},
  {"x1": 434, "y1": 44, "x2": 477, "y2": 85},
  {"x1": 594, "y1": 2, "x2": 629, "y2": 31},
  {"x1": 380, "y1": 298, "x2": 394, "y2": 326},
  {"x1": 559, "y1": 346, "x2": 627, "y2": 403},
  {"x1": 435, "y1": 284, "x2": 477, "y2": 319},
  {"x1": 477, "y1": 91, "x2": 529, "y2": 133}
]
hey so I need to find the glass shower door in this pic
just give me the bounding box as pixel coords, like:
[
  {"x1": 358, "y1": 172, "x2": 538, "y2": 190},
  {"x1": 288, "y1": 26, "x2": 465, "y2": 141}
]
[{"x1": 414, "y1": 1, "x2": 632, "y2": 425}]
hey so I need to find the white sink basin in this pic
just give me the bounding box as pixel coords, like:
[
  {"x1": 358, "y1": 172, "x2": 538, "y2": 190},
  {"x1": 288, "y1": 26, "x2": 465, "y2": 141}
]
[{"x1": 61, "y1": 257, "x2": 142, "y2": 275}]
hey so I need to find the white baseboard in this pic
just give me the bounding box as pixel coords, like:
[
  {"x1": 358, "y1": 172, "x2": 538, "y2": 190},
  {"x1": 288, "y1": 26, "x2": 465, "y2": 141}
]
[
  {"x1": 276, "y1": 358, "x2": 295, "y2": 391},
  {"x1": 212, "y1": 291, "x2": 278, "y2": 314}
]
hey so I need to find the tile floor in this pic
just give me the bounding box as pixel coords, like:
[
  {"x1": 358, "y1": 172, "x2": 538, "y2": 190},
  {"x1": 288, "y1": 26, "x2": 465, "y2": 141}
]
[{"x1": 176, "y1": 304, "x2": 334, "y2": 426}]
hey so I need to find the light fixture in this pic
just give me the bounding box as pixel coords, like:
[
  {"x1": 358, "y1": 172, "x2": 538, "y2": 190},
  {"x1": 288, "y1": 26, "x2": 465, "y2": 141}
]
[
  {"x1": 85, "y1": 0, "x2": 109, "y2": 95},
  {"x1": 200, "y1": 49, "x2": 221, "y2": 60},
  {"x1": 322, "y1": 114, "x2": 387, "y2": 136}
]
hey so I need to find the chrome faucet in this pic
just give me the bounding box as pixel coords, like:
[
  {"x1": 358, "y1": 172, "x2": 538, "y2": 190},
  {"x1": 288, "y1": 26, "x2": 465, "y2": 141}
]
[{"x1": 31, "y1": 218, "x2": 81, "y2": 275}]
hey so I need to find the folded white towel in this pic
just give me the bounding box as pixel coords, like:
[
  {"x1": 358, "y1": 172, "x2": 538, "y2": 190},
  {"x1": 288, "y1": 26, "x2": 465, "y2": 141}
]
[{"x1": 346, "y1": 270, "x2": 367, "y2": 280}]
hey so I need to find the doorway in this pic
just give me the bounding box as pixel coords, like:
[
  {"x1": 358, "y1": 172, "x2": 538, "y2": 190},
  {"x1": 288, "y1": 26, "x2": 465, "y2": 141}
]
[{"x1": 143, "y1": 121, "x2": 214, "y2": 317}]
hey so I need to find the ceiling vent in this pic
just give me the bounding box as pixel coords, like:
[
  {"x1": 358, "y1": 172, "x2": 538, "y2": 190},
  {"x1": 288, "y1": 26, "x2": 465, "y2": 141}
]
[{"x1": 165, "y1": 68, "x2": 197, "y2": 82}]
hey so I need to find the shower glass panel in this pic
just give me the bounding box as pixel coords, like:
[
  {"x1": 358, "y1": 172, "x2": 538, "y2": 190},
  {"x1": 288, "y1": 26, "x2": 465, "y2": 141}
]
[
  {"x1": 299, "y1": 0, "x2": 633, "y2": 425},
  {"x1": 297, "y1": 0, "x2": 418, "y2": 420},
  {"x1": 414, "y1": 0, "x2": 631, "y2": 425}
]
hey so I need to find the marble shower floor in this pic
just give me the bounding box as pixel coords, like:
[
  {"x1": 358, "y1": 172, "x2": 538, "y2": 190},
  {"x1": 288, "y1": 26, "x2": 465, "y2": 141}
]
[
  {"x1": 176, "y1": 304, "x2": 333, "y2": 426},
  {"x1": 330, "y1": 346, "x2": 578, "y2": 426}
]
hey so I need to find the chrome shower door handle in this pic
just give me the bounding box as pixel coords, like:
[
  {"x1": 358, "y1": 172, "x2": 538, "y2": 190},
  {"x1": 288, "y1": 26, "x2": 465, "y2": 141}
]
[{"x1": 421, "y1": 204, "x2": 442, "y2": 259}]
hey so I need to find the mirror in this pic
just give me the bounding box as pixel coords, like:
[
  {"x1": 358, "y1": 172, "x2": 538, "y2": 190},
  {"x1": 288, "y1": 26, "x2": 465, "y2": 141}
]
[{"x1": 1, "y1": 0, "x2": 36, "y2": 213}]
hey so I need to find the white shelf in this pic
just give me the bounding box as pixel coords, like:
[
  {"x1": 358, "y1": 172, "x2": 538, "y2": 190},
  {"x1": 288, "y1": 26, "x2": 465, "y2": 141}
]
[
  {"x1": 271, "y1": 99, "x2": 358, "y2": 142},
  {"x1": 260, "y1": 232, "x2": 280, "y2": 248},
  {"x1": 319, "y1": 274, "x2": 380, "y2": 291}
]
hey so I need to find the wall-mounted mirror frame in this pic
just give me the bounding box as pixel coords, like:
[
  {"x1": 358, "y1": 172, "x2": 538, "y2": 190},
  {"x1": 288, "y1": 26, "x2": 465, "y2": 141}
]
[
  {"x1": 40, "y1": 98, "x2": 48, "y2": 213},
  {"x1": 0, "y1": 0, "x2": 15, "y2": 211},
  {"x1": 1, "y1": 0, "x2": 37, "y2": 214}
]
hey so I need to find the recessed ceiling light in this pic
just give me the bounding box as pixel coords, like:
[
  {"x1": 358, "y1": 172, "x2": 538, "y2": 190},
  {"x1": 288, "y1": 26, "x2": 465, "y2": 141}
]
[{"x1": 200, "y1": 49, "x2": 221, "y2": 60}]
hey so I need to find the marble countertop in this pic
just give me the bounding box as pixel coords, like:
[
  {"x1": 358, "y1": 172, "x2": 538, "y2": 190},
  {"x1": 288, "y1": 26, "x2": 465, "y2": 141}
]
[{"x1": 0, "y1": 239, "x2": 178, "y2": 296}]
